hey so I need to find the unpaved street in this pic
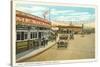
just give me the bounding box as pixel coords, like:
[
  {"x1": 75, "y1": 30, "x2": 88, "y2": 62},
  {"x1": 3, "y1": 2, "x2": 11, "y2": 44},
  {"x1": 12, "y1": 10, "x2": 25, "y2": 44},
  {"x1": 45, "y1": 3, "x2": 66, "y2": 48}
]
[{"x1": 22, "y1": 34, "x2": 95, "y2": 62}]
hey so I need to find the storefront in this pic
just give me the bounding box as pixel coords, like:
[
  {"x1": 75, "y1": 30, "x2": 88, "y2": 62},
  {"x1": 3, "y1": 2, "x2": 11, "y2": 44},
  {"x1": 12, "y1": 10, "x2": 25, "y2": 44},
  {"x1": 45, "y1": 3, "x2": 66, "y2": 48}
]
[{"x1": 16, "y1": 10, "x2": 52, "y2": 54}]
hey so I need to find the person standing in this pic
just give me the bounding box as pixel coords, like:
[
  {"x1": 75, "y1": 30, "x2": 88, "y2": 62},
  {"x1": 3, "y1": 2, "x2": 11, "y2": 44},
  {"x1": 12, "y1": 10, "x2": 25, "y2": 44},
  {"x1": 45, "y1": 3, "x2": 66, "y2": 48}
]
[{"x1": 70, "y1": 30, "x2": 74, "y2": 40}]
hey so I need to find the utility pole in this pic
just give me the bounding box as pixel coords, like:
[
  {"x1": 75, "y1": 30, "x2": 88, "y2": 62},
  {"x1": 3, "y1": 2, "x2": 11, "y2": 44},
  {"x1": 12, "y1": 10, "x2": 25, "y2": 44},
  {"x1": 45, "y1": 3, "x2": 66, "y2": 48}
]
[
  {"x1": 81, "y1": 24, "x2": 84, "y2": 37},
  {"x1": 82, "y1": 24, "x2": 84, "y2": 32}
]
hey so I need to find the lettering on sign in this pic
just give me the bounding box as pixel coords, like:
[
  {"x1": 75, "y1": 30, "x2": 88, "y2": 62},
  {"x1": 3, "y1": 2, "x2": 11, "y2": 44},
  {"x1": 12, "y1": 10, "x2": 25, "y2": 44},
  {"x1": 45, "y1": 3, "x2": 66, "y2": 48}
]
[{"x1": 16, "y1": 16, "x2": 49, "y2": 26}]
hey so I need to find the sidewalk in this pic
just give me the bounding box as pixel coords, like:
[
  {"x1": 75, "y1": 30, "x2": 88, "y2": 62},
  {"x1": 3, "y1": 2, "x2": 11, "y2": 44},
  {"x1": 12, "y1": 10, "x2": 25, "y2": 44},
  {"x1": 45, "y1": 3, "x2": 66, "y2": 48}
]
[{"x1": 16, "y1": 41, "x2": 56, "y2": 62}]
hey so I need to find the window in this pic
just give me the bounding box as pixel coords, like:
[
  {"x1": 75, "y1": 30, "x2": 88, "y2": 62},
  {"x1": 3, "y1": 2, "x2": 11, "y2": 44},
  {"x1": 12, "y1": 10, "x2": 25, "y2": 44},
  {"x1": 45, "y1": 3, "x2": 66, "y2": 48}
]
[
  {"x1": 30, "y1": 32, "x2": 37, "y2": 39},
  {"x1": 17, "y1": 32, "x2": 20, "y2": 40},
  {"x1": 24, "y1": 32, "x2": 28, "y2": 39},
  {"x1": 16, "y1": 32, "x2": 28, "y2": 40},
  {"x1": 21, "y1": 32, "x2": 24, "y2": 40},
  {"x1": 30, "y1": 32, "x2": 32, "y2": 39},
  {"x1": 33, "y1": 32, "x2": 37, "y2": 38}
]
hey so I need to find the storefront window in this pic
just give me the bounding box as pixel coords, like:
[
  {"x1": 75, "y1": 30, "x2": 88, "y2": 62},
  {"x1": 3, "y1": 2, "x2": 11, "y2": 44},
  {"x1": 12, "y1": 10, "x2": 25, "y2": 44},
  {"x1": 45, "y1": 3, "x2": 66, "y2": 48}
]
[
  {"x1": 30, "y1": 32, "x2": 37, "y2": 39},
  {"x1": 21, "y1": 32, "x2": 24, "y2": 40},
  {"x1": 31, "y1": 32, "x2": 32, "y2": 39},
  {"x1": 33, "y1": 32, "x2": 37, "y2": 38},
  {"x1": 24, "y1": 32, "x2": 28, "y2": 39},
  {"x1": 17, "y1": 32, "x2": 28, "y2": 40},
  {"x1": 17, "y1": 32, "x2": 20, "y2": 40}
]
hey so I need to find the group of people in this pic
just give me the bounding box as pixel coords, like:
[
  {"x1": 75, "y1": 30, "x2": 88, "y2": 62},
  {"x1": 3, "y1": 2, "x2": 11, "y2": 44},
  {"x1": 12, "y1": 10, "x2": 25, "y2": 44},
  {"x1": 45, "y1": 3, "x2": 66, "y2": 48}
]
[
  {"x1": 41, "y1": 35, "x2": 49, "y2": 47},
  {"x1": 64, "y1": 30, "x2": 74, "y2": 40},
  {"x1": 40, "y1": 30, "x2": 75, "y2": 47}
]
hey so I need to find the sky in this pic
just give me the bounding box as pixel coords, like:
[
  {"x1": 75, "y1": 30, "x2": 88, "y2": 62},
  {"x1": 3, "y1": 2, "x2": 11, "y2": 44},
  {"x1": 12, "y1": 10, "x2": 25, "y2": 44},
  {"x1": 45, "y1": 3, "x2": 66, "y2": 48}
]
[{"x1": 15, "y1": 2, "x2": 95, "y2": 24}]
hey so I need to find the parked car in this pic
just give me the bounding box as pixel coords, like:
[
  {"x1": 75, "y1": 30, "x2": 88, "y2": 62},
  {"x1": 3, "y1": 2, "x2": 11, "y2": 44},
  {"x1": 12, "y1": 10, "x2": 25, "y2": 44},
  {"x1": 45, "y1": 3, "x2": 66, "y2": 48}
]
[{"x1": 57, "y1": 34, "x2": 69, "y2": 48}]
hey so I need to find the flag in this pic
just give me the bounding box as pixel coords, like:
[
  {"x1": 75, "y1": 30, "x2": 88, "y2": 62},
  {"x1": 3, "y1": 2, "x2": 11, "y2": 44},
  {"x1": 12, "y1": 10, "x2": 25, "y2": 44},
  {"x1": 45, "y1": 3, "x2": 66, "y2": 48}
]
[{"x1": 43, "y1": 9, "x2": 50, "y2": 19}]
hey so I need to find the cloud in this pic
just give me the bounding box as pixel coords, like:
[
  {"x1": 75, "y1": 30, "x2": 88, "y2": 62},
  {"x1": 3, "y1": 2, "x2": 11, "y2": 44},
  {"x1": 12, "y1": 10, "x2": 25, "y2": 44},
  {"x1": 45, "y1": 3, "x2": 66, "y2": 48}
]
[
  {"x1": 50, "y1": 9, "x2": 75, "y2": 15},
  {"x1": 53, "y1": 13, "x2": 95, "y2": 23},
  {"x1": 16, "y1": 3, "x2": 48, "y2": 11},
  {"x1": 50, "y1": 8, "x2": 95, "y2": 23},
  {"x1": 84, "y1": 22, "x2": 95, "y2": 28},
  {"x1": 16, "y1": 3, "x2": 49, "y2": 17},
  {"x1": 15, "y1": 2, "x2": 95, "y2": 23},
  {"x1": 69, "y1": 12, "x2": 89, "y2": 16}
]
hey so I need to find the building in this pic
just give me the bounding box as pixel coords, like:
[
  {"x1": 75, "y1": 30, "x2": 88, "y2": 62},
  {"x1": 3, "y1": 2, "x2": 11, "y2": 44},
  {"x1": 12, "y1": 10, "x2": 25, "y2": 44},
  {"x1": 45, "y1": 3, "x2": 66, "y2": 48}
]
[
  {"x1": 58, "y1": 25, "x2": 82, "y2": 34},
  {"x1": 52, "y1": 24, "x2": 82, "y2": 34},
  {"x1": 16, "y1": 10, "x2": 53, "y2": 54}
]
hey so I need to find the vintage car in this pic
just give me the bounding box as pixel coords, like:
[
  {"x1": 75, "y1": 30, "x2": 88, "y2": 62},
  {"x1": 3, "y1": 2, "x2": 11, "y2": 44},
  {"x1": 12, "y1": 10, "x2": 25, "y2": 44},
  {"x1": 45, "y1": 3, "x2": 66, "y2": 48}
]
[{"x1": 57, "y1": 34, "x2": 69, "y2": 48}]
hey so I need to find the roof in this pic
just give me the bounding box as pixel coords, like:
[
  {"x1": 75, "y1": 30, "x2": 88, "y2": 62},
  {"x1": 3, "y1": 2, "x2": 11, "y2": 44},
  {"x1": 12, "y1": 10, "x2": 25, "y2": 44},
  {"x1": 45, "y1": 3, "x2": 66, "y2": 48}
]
[
  {"x1": 55, "y1": 25, "x2": 82, "y2": 28},
  {"x1": 16, "y1": 10, "x2": 51, "y2": 27}
]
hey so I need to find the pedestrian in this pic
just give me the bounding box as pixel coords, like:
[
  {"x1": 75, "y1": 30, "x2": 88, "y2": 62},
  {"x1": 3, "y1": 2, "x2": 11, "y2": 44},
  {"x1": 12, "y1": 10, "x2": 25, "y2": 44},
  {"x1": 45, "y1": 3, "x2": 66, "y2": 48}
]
[
  {"x1": 71, "y1": 31, "x2": 74, "y2": 39},
  {"x1": 70, "y1": 31, "x2": 74, "y2": 40}
]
